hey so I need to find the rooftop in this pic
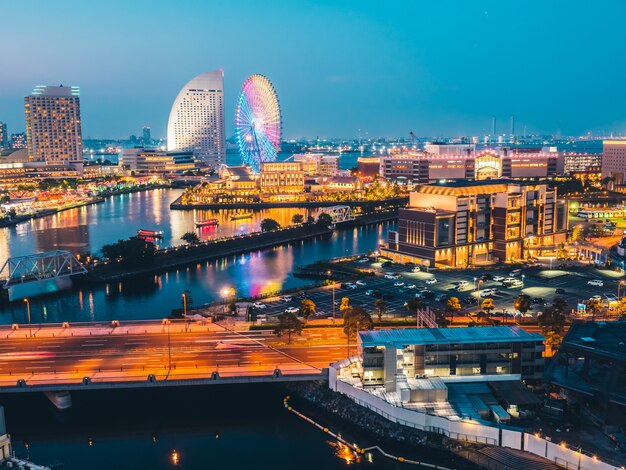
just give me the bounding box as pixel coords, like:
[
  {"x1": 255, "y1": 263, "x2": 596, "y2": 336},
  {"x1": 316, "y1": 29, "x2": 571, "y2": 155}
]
[
  {"x1": 359, "y1": 326, "x2": 544, "y2": 348},
  {"x1": 560, "y1": 321, "x2": 626, "y2": 362}
]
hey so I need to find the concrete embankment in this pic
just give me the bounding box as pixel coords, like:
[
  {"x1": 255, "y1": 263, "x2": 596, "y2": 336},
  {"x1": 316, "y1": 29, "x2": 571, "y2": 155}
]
[
  {"x1": 170, "y1": 196, "x2": 408, "y2": 210},
  {"x1": 75, "y1": 225, "x2": 333, "y2": 284}
]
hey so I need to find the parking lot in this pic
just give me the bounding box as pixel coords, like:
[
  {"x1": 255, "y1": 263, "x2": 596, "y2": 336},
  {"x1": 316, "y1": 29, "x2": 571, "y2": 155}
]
[{"x1": 251, "y1": 257, "x2": 625, "y2": 321}]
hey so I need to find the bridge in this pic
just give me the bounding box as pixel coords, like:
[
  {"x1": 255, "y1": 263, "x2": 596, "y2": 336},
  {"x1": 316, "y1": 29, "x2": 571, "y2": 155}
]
[
  {"x1": 0, "y1": 320, "x2": 346, "y2": 394},
  {"x1": 0, "y1": 250, "x2": 87, "y2": 288},
  {"x1": 315, "y1": 205, "x2": 355, "y2": 224}
]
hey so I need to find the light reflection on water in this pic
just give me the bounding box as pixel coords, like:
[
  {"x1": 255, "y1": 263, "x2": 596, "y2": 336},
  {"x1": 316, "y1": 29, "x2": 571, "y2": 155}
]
[{"x1": 0, "y1": 189, "x2": 393, "y2": 324}]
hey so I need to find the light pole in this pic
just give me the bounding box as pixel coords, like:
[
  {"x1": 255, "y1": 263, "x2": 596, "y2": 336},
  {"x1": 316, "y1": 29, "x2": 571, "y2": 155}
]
[
  {"x1": 23, "y1": 298, "x2": 31, "y2": 338},
  {"x1": 182, "y1": 293, "x2": 188, "y2": 317},
  {"x1": 521, "y1": 274, "x2": 525, "y2": 289},
  {"x1": 476, "y1": 279, "x2": 483, "y2": 310},
  {"x1": 327, "y1": 270, "x2": 336, "y2": 319}
]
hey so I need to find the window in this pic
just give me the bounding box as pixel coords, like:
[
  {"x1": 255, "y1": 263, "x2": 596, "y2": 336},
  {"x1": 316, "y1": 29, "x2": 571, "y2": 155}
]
[{"x1": 472, "y1": 367, "x2": 481, "y2": 374}]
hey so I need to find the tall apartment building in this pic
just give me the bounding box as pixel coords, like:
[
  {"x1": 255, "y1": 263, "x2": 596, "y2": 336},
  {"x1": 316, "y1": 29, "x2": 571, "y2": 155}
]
[
  {"x1": 0, "y1": 123, "x2": 7, "y2": 150},
  {"x1": 10, "y1": 133, "x2": 27, "y2": 149},
  {"x1": 24, "y1": 85, "x2": 83, "y2": 165},
  {"x1": 601, "y1": 140, "x2": 626, "y2": 185},
  {"x1": 142, "y1": 126, "x2": 151, "y2": 146},
  {"x1": 167, "y1": 70, "x2": 225, "y2": 167},
  {"x1": 381, "y1": 180, "x2": 568, "y2": 267},
  {"x1": 563, "y1": 153, "x2": 602, "y2": 175},
  {"x1": 259, "y1": 162, "x2": 304, "y2": 193},
  {"x1": 358, "y1": 326, "x2": 545, "y2": 389}
]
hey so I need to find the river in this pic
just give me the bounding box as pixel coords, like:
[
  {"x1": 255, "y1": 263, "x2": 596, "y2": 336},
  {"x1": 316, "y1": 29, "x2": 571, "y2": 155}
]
[{"x1": 0, "y1": 188, "x2": 393, "y2": 324}]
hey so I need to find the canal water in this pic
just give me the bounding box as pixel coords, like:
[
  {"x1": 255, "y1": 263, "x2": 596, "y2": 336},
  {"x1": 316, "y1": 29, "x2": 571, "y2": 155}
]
[
  {"x1": 0, "y1": 189, "x2": 393, "y2": 324},
  {"x1": 0, "y1": 385, "x2": 470, "y2": 470}
]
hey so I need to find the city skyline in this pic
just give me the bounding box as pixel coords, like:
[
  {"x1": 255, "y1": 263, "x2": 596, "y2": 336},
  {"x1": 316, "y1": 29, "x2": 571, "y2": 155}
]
[{"x1": 1, "y1": 0, "x2": 626, "y2": 140}]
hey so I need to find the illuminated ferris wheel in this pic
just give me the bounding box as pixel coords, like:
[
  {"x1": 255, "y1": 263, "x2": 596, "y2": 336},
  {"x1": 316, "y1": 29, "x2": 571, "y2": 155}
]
[{"x1": 235, "y1": 74, "x2": 281, "y2": 173}]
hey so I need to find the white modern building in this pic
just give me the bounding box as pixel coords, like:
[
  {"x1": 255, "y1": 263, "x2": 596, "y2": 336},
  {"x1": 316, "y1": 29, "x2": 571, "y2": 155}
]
[
  {"x1": 167, "y1": 70, "x2": 225, "y2": 167},
  {"x1": 601, "y1": 140, "x2": 626, "y2": 185},
  {"x1": 24, "y1": 85, "x2": 83, "y2": 167},
  {"x1": 120, "y1": 147, "x2": 196, "y2": 176}
]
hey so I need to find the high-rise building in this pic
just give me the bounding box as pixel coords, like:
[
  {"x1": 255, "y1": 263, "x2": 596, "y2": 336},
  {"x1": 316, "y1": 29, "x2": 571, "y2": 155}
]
[
  {"x1": 0, "y1": 123, "x2": 7, "y2": 150},
  {"x1": 24, "y1": 85, "x2": 83, "y2": 165},
  {"x1": 142, "y1": 126, "x2": 151, "y2": 146},
  {"x1": 10, "y1": 133, "x2": 27, "y2": 149},
  {"x1": 167, "y1": 70, "x2": 225, "y2": 167},
  {"x1": 601, "y1": 140, "x2": 626, "y2": 185}
]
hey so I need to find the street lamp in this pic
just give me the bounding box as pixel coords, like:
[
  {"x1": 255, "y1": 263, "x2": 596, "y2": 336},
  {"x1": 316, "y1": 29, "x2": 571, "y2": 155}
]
[
  {"x1": 23, "y1": 298, "x2": 32, "y2": 338},
  {"x1": 521, "y1": 274, "x2": 525, "y2": 289},
  {"x1": 327, "y1": 270, "x2": 336, "y2": 319},
  {"x1": 182, "y1": 292, "x2": 188, "y2": 317},
  {"x1": 476, "y1": 279, "x2": 483, "y2": 310}
]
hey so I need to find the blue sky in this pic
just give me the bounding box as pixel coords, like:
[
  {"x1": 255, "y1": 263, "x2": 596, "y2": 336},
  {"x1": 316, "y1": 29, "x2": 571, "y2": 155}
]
[{"x1": 1, "y1": 0, "x2": 625, "y2": 139}]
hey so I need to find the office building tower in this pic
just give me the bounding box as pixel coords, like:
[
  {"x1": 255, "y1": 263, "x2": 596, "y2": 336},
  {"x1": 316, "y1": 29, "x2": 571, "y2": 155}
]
[
  {"x1": 0, "y1": 123, "x2": 7, "y2": 150},
  {"x1": 10, "y1": 133, "x2": 27, "y2": 149},
  {"x1": 601, "y1": 140, "x2": 626, "y2": 185},
  {"x1": 24, "y1": 85, "x2": 83, "y2": 165},
  {"x1": 167, "y1": 70, "x2": 225, "y2": 167},
  {"x1": 142, "y1": 126, "x2": 151, "y2": 146}
]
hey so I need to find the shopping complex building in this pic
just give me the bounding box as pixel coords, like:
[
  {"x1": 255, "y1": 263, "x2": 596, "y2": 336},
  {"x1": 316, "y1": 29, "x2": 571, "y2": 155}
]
[{"x1": 381, "y1": 180, "x2": 568, "y2": 267}]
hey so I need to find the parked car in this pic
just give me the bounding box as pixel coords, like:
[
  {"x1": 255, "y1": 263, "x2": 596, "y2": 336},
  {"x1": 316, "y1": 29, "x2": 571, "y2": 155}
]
[
  {"x1": 252, "y1": 302, "x2": 267, "y2": 309},
  {"x1": 411, "y1": 266, "x2": 421, "y2": 273},
  {"x1": 357, "y1": 258, "x2": 369, "y2": 264},
  {"x1": 463, "y1": 296, "x2": 476, "y2": 304},
  {"x1": 356, "y1": 280, "x2": 367, "y2": 286},
  {"x1": 384, "y1": 274, "x2": 395, "y2": 280},
  {"x1": 346, "y1": 283, "x2": 357, "y2": 289},
  {"x1": 509, "y1": 269, "x2": 522, "y2": 276},
  {"x1": 365, "y1": 289, "x2": 375, "y2": 296},
  {"x1": 280, "y1": 295, "x2": 293, "y2": 303},
  {"x1": 381, "y1": 261, "x2": 393, "y2": 267},
  {"x1": 589, "y1": 295, "x2": 602, "y2": 301},
  {"x1": 406, "y1": 284, "x2": 417, "y2": 289},
  {"x1": 425, "y1": 278, "x2": 438, "y2": 285},
  {"x1": 532, "y1": 297, "x2": 545, "y2": 304},
  {"x1": 434, "y1": 293, "x2": 448, "y2": 302},
  {"x1": 481, "y1": 273, "x2": 493, "y2": 281},
  {"x1": 480, "y1": 288, "x2": 497, "y2": 297},
  {"x1": 394, "y1": 281, "x2": 405, "y2": 287},
  {"x1": 284, "y1": 307, "x2": 299, "y2": 314},
  {"x1": 555, "y1": 288, "x2": 566, "y2": 294},
  {"x1": 587, "y1": 279, "x2": 604, "y2": 287},
  {"x1": 492, "y1": 275, "x2": 505, "y2": 282}
]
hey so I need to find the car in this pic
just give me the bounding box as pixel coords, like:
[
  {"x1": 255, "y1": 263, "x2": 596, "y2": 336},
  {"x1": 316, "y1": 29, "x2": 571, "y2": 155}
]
[
  {"x1": 604, "y1": 293, "x2": 617, "y2": 302},
  {"x1": 346, "y1": 283, "x2": 357, "y2": 289},
  {"x1": 411, "y1": 266, "x2": 421, "y2": 273},
  {"x1": 252, "y1": 302, "x2": 266, "y2": 309},
  {"x1": 280, "y1": 295, "x2": 293, "y2": 303},
  {"x1": 503, "y1": 277, "x2": 517, "y2": 283},
  {"x1": 589, "y1": 295, "x2": 602, "y2": 302},
  {"x1": 480, "y1": 288, "x2": 497, "y2": 297},
  {"x1": 384, "y1": 274, "x2": 395, "y2": 280},
  {"x1": 284, "y1": 307, "x2": 299, "y2": 314},
  {"x1": 587, "y1": 279, "x2": 604, "y2": 287},
  {"x1": 492, "y1": 275, "x2": 505, "y2": 282},
  {"x1": 357, "y1": 258, "x2": 369, "y2": 264},
  {"x1": 365, "y1": 289, "x2": 375, "y2": 296},
  {"x1": 463, "y1": 296, "x2": 476, "y2": 304},
  {"x1": 406, "y1": 284, "x2": 417, "y2": 289},
  {"x1": 425, "y1": 278, "x2": 438, "y2": 285},
  {"x1": 434, "y1": 293, "x2": 448, "y2": 302},
  {"x1": 532, "y1": 297, "x2": 545, "y2": 304},
  {"x1": 555, "y1": 288, "x2": 566, "y2": 294},
  {"x1": 356, "y1": 280, "x2": 367, "y2": 286},
  {"x1": 509, "y1": 269, "x2": 522, "y2": 276},
  {"x1": 394, "y1": 281, "x2": 405, "y2": 287},
  {"x1": 381, "y1": 261, "x2": 393, "y2": 267},
  {"x1": 481, "y1": 273, "x2": 493, "y2": 281}
]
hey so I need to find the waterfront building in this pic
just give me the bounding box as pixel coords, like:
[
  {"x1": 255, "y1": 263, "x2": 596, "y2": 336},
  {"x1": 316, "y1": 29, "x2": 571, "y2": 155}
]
[
  {"x1": 292, "y1": 153, "x2": 339, "y2": 176},
  {"x1": 381, "y1": 180, "x2": 568, "y2": 267},
  {"x1": 0, "y1": 122, "x2": 7, "y2": 150},
  {"x1": 357, "y1": 157, "x2": 380, "y2": 180},
  {"x1": 142, "y1": 126, "x2": 151, "y2": 146},
  {"x1": 24, "y1": 85, "x2": 83, "y2": 167},
  {"x1": 83, "y1": 163, "x2": 120, "y2": 180},
  {"x1": 601, "y1": 139, "x2": 626, "y2": 185},
  {"x1": 259, "y1": 162, "x2": 305, "y2": 193},
  {"x1": 217, "y1": 165, "x2": 257, "y2": 193},
  {"x1": 380, "y1": 148, "x2": 564, "y2": 183},
  {"x1": 120, "y1": 147, "x2": 196, "y2": 176},
  {"x1": 10, "y1": 132, "x2": 26, "y2": 149},
  {"x1": 325, "y1": 175, "x2": 361, "y2": 192},
  {"x1": 358, "y1": 326, "x2": 545, "y2": 389},
  {"x1": 167, "y1": 70, "x2": 225, "y2": 167}
]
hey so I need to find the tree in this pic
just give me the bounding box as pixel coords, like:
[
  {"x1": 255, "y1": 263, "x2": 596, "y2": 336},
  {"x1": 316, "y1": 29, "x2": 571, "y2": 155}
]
[
  {"x1": 481, "y1": 298, "x2": 495, "y2": 315},
  {"x1": 374, "y1": 299, "x2": 387, "y2": 321},
  {"x1": 316, "y1": 213, "x2": 333, "y2": 228},
  {"x1": 181, "y1": 231, "x2": 200, "y2": 245},
  {"x1": 339, "y1": 297, "x2": 351, "y2": 316},
  {"x1": 291, "y1": 213, "x2": 304, "y2": 225},
  {"x1": 552, "y1": 297, "x2": 569, "y2": 315},
  {"x1": 101, "y1": 237, "x2": 156, "y2": 266},
  {"x1": 405, "y1": 298, "x2": 423, "y2": 314},
  {"x1": 514, "y1": 295, "x2": 531, "y2": 315},
  {"x1": 585, "y1": 298, "x2": 602, "y2": 320},
  {"x1": 538, "y1": 305, "x2": 567, "y2": 352},
  {"x1": 306, "y1": 216, "x2": 315, "y2": 225},
  {"x1": 274, "y1": 311, "x2": 303, "y2": 344},
  {"x1": 446, "y1": 297, "x2": 461, "y2": 315},
  {"x1": 260, "y1": 218, "x2": 281, "y2": 232},
  {"x1": 6, "y1": 208, "x2": 16, "y2": 219},
  {"x1": 299, "y1": 299, "x2": 316, "y2": 319},
  {"x1": 343, "y1": 306, "x2": 374, "y2": 339}
]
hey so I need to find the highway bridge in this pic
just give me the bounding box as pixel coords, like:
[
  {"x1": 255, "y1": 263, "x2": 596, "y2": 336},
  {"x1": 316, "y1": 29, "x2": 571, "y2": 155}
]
[{"x1": 0, "y1": 320, "x2": 346, "y2": 394}]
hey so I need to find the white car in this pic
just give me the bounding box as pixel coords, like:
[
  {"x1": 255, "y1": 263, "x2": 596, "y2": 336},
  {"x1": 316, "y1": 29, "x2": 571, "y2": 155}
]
[
  {"x1": 280, "y1": 295, "x2": 293, "y2": 303},
  {"x1": 394, "y1": 281, "x2": 405, "y2": 287},
  {"x1": 411, "y1": 266, "x2": 421, "y2": 273},
  {"x1": 284, "y1": 307, "x2": 299, "y2": 314},
  {"x1": 356, "y1": 280, "x2": 367, "y2": 286},
  {"x1": 384, "y1": 274, "x2": 395, "y2": 280},
  {"x1": 406, "y1": 284, "x2": 417, "y2": 289},
  {"x1": 589, "y1": 295, "x2": 602, "y2": 301},
  {"x1": 493, "y1": 275, "x2": 505, "y2": 282},
  {"x1": 357, "y1": 258, "x2": 369, "y2": 264},
  {"x1": 425, "y1": 278, "x2": 437, "y2": 285},
  {"x1": 587, "y1": 279, "x2": 604, "y2": 287},
  {"x1": 365, "y1": 289, "x2": 375, "y2": 296},
  {"x1": 509, "y1": 269, "x2": 522, "y2": 276},
  {"x1": 345, "y1": 283, "x2": 357, "y2": 289},
  {"x1": 252, "y1": 302, "x2": 266, "y2": 309},
  {"x1": 480, "y1": 288, "x2": 497, "y2": 297}
]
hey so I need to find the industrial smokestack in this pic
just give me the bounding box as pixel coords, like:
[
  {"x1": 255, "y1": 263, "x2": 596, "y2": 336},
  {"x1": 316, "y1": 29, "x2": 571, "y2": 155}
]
[{"x1": 492, "y1": 116, "x2": 496, "y2": 136}]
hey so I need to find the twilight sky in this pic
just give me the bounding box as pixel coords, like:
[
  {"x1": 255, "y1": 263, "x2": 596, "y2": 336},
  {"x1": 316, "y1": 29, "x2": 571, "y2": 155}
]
[{"x1": 1, "y1": 0, "x2": 625, "y2": 140}]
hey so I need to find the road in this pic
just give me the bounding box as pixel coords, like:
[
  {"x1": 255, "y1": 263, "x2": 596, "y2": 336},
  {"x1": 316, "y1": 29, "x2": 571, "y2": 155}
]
[{"x1": 0, "y1": 324, "x2": 349, "y2": 387}]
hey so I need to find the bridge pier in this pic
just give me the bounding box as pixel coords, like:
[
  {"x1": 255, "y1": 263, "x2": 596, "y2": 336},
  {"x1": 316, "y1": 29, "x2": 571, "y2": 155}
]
[{"x1": 43, "y1": 391, "x2": 72, "y2": 411}]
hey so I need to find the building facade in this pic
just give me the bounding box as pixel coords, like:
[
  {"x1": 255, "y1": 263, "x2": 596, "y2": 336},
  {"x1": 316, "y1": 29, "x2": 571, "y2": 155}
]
[
  {"x1": 292, "y1": 153, "x2": 339, "y2": 176},
  {"x1": 120, "y1": 147, "x2": 196, "y2": 176},
  {"x1": 358, "y1": 326, "x2": 545, "y2": 390},
  {"x1": 563, "y1": 153, "x2": 602, "y2": 175},
  {"x1": 601, "y1": 140, "x2": 626, "y2": 185},
  {"x1": 357, "y1": 157, "x2": 380, "y2": 180},
  {"x1": 167, "y1": 70, "x2": 225, "y2": 167},
  {"x1": 259, "y1": 162, "x2": 304, "y2": 193},
  {"x1": 24, "y1": 85, "x2": 83, "y2": 166},
  {"x1": 382, "y1": 180, "x2": 568, "y2": 267},
  {"x1": 10, "y1": 133, "x2": 27, "y2": 149},
  {"x1": 0, "y1": 123, "x2": 7, "y2": 150}
]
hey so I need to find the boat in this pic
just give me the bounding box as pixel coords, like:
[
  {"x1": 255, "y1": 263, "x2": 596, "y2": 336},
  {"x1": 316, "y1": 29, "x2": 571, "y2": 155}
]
[
  {"x1": 230, "y1": 212, "x2": 253, "y2": 221},
  {"x1": 136, "y1": 229, "x2": 163, "y2": 239},
  {"x1": 195, "y1": 218, "x2": 219, "y2": 227}
]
